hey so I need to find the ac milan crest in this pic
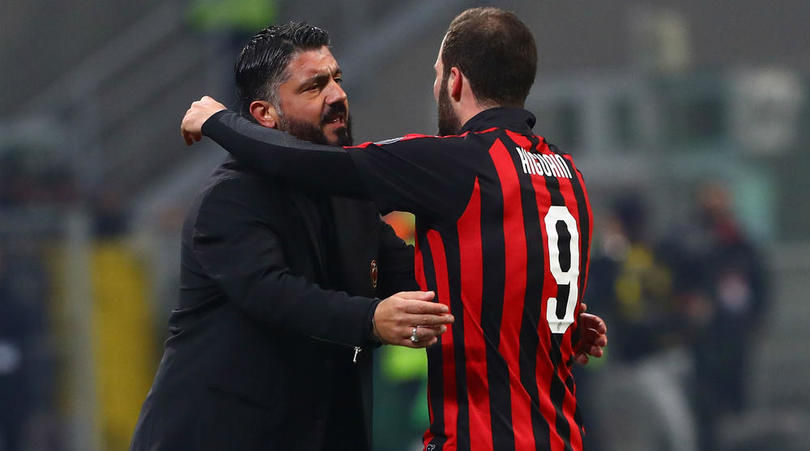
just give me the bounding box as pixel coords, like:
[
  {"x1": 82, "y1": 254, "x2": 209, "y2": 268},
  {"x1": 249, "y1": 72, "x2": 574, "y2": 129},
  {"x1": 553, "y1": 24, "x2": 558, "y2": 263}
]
[{"x1": 370, "y1": 259, "x2": 378, "y2": 289}]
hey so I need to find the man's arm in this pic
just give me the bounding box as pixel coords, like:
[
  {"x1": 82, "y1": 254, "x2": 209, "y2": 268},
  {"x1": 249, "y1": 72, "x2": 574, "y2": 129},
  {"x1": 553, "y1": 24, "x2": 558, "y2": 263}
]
[
  {"x1": 182, "y1": 96, "x2": 477, "y2": 220},
  {"x1": 192, "y1": 177, "x2": 452, "y2": 347},
  {"x1": 183, "y1": 97, "x2": 365, "y2": 197}
]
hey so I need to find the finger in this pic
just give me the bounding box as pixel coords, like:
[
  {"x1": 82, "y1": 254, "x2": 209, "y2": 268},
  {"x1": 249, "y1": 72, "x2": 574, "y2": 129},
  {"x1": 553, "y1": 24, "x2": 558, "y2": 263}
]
[
  {"x1": 581, "y1": 327, "x2": 607, "y2": 347},
  {"x1": 409, "y1": 313, "x2": 454, "y2": 327},
  {"x1": 593, "y1": 333, "x2": 607, "y2": 347},
  {"x1": 595, "y1": 338, "x2": 607, "y2": 349},
  {"x1": 419, "y1": 325, "x2": 448, "y2": 334},
  {"x1": 576, "y1": 330, "x2": 599, "y2": 353},
  {"x1": 580, "y1": 303, "x2": 588, "y2": 313},
  {"x1": 398, "y1": 291, "x2": 436, "y2": 302},
  {"x1": 399, "y1": 313, "x2": 455, "y2": 327},
  {"x1": 579, "y1": 326, "x2": 597, "y2": 341},
  {"x1": 575, "y1": 353, "x2": 589, "y2": 365},
  {"x1": 415, "y1": 326, "x2": 447, "y2": 341},
  {"x1": 400, "y1": 337, "x2": 425, "y2": 348},
  {"x1": 405, "y1": 338, "x2": 436, "y2": 349},
  {"x1": 399, "y1": 325, "x2": 442, "y2": 348},
  {"x1": 592, "y1": 317, "x2": 607, "y2": 334},
  {"x1": 580, "y1": 313, "x2": 607, "y2": 334},
  {"x1": 578, "y1": 333, "x2": 606, "y2": 355},
  {"x1": 592, "y1": 315, "x2": 606, "y2": 333},
  {"x1": 186, "y1": 131, "x2": 202, "y2": 145},
  {"x1": 407, "y1": 325, "x2": 446, "y2": 335},
  {"x1": 402, "y1": 299, "x2": 448, "y2": 315},
  {"x1": 411, "y1": 334, "x2": 440, "y2": 348}
]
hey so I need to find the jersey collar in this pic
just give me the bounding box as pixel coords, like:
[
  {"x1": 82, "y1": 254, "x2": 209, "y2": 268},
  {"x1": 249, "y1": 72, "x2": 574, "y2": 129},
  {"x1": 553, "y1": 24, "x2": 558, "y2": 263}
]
[{"x1": 459, "y1": 107, "x2": 536, "y2": 135}]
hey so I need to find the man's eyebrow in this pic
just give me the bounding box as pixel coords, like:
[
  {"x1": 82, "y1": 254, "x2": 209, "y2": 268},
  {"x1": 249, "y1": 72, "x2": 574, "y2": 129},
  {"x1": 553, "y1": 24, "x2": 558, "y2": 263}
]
[{"x1": 298, "y1": 67, "x2": 341, "y2": 88}]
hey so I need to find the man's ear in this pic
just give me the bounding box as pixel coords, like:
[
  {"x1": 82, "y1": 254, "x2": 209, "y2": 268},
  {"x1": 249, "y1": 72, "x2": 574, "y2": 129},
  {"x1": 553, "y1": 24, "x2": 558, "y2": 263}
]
[
  {"x1": 249, "y1": 100, "x2": 278, "y2": 128},
  {"x1": 449, "y1": 67, "x2": 463, "y2": 101}
]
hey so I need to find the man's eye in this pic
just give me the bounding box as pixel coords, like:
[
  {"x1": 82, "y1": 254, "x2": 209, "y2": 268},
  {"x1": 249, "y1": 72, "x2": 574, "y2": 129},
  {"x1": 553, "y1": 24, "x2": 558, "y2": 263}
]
[{"x1": 334, "y1": 77, "x2": 343, "y2": 84}]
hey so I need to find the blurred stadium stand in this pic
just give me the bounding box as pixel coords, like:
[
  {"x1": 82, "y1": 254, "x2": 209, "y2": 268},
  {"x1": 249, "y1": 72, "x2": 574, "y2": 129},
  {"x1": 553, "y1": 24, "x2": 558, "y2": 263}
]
[{"x1": 1, "y1": 1, "x2": 809, "y2": 450}]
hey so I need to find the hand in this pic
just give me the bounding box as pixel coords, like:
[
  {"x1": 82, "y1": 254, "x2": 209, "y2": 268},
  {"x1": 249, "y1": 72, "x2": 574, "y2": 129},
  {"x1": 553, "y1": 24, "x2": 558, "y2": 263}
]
[
  {"x1": 373, "y1": 291, "x2": 454, "y2": 348},
  {"x1": 181, "y1": 96, "x2": 227, "y2": 145},
  {"x1": 574, "y1": 303, "x2": 608, "y2": 365}
]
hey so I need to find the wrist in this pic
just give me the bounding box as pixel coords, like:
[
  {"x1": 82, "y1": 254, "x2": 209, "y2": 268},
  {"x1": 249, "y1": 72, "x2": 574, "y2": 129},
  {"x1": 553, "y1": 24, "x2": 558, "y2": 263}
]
[
  {"x1": 200, "y1": 109, "x2": 230, "y2": 137},
  {"x1": 367, "y1": 299, "x2": 383, "y2": 345},
  {"x1": 371, "y1": 314, "x2": 382, "y2": 344}
]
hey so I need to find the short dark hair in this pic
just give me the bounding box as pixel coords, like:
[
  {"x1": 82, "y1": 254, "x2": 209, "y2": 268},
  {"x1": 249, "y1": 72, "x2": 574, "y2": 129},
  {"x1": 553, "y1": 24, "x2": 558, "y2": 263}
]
[
  {"x1": 442, "y1": 7, "x2": 537, "y2": 107},
  {"x1": 234, "y1": 22, "x2": 330, "y2": 118}
]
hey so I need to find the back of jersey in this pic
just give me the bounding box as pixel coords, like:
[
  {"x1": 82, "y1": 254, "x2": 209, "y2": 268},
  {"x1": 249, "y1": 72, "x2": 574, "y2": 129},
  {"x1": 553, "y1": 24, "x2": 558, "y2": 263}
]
[{"x1": 418, "y1": 126, "x2": 593, "y2": 451}]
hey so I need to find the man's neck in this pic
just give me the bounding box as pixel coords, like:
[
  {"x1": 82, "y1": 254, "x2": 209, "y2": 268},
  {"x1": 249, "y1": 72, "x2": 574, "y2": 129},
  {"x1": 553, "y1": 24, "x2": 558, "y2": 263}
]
[{"x1": 457, "y1": 101, "x2": 501, "y2": 129}]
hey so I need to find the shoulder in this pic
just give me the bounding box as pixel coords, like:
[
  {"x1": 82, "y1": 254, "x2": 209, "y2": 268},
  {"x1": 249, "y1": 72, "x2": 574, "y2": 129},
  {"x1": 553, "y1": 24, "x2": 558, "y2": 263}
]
[
  {"x1": 203, "y1": 162, "x2": 288, "y2": 202},
  {"x1": 351, "y1": 131, "x2": 481, "y2": 152},
  {"x1": 544, "y1": 140, "x2": 569, "y2": 157},
  {"x1": 187, "y1": 163, "x2": 291, "y2": 228}
]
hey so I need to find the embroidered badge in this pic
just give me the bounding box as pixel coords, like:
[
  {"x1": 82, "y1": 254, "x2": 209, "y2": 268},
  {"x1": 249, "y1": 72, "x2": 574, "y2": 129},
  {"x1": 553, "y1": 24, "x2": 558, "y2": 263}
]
[{"x1": 370, "y1": 259, "x2": 378, "y2": 289}]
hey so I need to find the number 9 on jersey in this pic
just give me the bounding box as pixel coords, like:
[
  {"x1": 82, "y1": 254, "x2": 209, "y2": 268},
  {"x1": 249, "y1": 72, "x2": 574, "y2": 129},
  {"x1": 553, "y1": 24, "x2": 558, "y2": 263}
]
[{"x1": 544, "y1": 206, "x2": 580, "y2": 334}]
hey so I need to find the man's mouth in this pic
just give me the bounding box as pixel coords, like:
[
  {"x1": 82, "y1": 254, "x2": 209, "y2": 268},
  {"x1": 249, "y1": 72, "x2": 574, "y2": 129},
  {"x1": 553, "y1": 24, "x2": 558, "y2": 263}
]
[{"x1": 325, "y1": 113, "x2": 345, "y2": 126}]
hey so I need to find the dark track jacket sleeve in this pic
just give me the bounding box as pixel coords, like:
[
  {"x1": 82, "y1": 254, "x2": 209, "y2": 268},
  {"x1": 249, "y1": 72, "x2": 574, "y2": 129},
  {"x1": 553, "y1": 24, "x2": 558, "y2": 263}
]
[
  {"x1": 375, "y1": 219, "x2": 418, "y2": 298},
  {"x1": 202, "y1": 110, "x2": 478, "y2": 221},
  {"x1": 192, "y1": 176, "x2": 379, "y2": 347}
]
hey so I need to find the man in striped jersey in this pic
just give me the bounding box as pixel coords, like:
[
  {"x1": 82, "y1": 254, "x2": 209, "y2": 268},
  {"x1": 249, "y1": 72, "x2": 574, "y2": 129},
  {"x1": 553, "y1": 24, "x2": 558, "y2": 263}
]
[{"x1": 182, "y1": 7, "x2": 607, "y2": 450}]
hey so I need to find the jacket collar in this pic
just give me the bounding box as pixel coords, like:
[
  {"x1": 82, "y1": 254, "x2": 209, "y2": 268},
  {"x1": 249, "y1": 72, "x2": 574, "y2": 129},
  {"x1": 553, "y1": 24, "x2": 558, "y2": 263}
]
[{"x1": 459, "y1": 107, "x2": 536, "y2": 135}]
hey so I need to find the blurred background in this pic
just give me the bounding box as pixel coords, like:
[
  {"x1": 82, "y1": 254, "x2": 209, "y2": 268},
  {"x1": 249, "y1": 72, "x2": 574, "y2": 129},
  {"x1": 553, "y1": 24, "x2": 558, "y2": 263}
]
[{"x1": 1, "y1": 0, "x2": 809, "y2": 450}]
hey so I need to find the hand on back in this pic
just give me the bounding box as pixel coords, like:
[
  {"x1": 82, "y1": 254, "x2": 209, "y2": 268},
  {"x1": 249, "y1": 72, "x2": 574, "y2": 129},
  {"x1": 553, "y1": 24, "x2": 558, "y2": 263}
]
[{"x1": 373, "y1": 291, "x2": 454, "y2": 348}]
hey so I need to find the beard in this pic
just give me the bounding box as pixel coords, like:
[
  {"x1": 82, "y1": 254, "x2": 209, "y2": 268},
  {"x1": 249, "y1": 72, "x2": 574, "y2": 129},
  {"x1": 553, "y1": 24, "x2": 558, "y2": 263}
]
[
  {"x1": 277, "y1": 103, "x2": 353, "y2": 146},
  {"x1": 437, "y1": 74, "x2": 462, "y2": 136}
]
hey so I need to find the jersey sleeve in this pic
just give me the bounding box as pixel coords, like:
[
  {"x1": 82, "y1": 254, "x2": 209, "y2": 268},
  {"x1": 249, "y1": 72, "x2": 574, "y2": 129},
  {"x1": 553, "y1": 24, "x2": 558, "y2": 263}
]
[
  {"x1": 346, "y1": 136, "x2": 478, "y2": 220},
  {"x1": 202, "y1": 110, "x2": 367, "y2": 198},
  {"x1": 202, "y1": 110, "x2": 478, "y2": 221}
]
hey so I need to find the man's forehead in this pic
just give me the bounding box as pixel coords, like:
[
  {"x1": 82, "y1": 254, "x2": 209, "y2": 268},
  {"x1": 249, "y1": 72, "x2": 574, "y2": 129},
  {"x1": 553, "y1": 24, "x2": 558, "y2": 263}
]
[
  {"x1": 287, "y1": 47, "x2": 340, "y2": 77},
  {"x1": 434, "y1": 35, "x2": 447, "y2": 69}
]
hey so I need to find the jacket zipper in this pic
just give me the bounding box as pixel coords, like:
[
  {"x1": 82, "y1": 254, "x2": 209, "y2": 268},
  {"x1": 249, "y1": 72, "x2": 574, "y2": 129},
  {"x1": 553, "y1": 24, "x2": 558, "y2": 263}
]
[{"x1": 308, "y1": 335, "x2": 363, "y2": 364}]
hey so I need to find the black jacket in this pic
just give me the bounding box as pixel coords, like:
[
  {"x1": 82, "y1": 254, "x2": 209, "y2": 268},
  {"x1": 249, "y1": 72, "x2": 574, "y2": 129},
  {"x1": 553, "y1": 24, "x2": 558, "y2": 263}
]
[{"x1": 130, "y1": 159, "x2": 416, "y2": 451}]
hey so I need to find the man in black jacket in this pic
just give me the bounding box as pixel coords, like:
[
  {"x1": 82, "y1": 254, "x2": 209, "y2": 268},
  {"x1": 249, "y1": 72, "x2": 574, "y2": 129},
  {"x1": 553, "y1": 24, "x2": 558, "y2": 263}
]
[{"x1": 130, "y1": 23, "x2": 453, "y2": 451}]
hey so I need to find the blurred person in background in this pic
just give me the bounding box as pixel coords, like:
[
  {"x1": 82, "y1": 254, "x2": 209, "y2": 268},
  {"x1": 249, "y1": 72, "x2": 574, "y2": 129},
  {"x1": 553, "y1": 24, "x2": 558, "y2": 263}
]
[
  {"x1": 130, "y1": 22, "x2": 456, "y2": 451},
  {"x1": 584, "y1": 194, "x2": 696, "y2": 451},
  {"x1": 0, "y1": 245, "x2": 54, "y2": 451},
  {"x1": 0, "y1": 146, "x2": 72, "y2": 451},
  {"x1": 181, "y1": 7, "x2": 609, "y2": 450},
  {"x1": 660, "y1": 182, "x2": 769, "y2": 451}
]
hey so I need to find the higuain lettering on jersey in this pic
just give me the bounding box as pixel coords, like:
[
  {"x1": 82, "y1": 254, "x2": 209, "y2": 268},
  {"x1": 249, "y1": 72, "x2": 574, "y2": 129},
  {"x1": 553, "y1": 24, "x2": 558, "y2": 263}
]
[{"x1": 516, "y1": 146, "x2": 572, "y2": 179}]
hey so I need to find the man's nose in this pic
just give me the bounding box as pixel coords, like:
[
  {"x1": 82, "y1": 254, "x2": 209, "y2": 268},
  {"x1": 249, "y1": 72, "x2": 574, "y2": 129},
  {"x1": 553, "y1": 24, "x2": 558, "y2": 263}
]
[{"x1": 325, "y1": 79, "x2": 347, "y2": 105}]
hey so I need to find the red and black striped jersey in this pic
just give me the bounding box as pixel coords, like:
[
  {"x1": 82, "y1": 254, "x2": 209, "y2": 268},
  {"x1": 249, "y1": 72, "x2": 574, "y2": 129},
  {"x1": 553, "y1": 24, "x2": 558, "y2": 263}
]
[
  {"x1": 349, "y1": 108, "x2": 593, "y2": 451},
  {"x1": 203, "y1": 107, "x2": 594, "y2": 451}
]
